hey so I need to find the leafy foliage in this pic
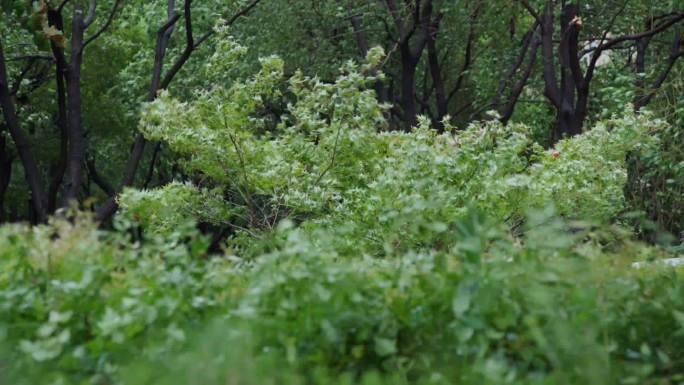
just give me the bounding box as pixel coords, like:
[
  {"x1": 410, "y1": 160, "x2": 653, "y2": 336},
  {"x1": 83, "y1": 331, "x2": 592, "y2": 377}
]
[
  {"x1": 2, "y1": 2, "x2": 684, "y2": 384},
  {"x1": 2, "y1": 207, "x2": 684, "y2": 384}
]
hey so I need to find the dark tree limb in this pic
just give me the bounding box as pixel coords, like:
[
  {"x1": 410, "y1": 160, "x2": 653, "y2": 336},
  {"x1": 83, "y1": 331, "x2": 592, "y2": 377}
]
[
  {"x1": 517, "y1": 1, "x2": 682, "y2": 140},
  {"x1": 47, "y1": 8, "x2": 69, "y2": 213},
  {"x1": 83, "y1": 0, "x2": 97, "y2": 27},
  {"x1": 0, "y1": 40, "x2": 47, "y2": 222},
  {"x1": 193, "y1": 0, "x2": 263, "y2": 48},
  {"x1": 95, "y1": 3, "x2": 180, "y2": 222},
  {"x1": 633, "y1": 20, "x2": 654, "y2": 99},
  {"x1": 634, "y1": 31, "x2": 683, "y2": 111},
  {"x1": 350, "y1": 14, "x2": 370, "y2": 55},
  {"x1": 490, "y1": 24, "x2": 537, "y2": 110},
  {"x1": 87, "y1": 156, "x2": 115, "y2": 196},
  {"x1": 518, "y1": 0, "x2": 542, "y2": 24},
  {"x1": 57, "y1": 0, "x2": 71, "y2": 13},
  {"x1": 585, "y1": 12, "x2": 684, "y2": 88},
  {"x1": 540, "y1": 1, "x2": 561, "y2": 109},
  {"x1": 500, "y1": 31, "x2": 541, "y2": 124},
  {"x1": 8, "y1": 60, "x2": 37, "y2": 96},
  {"x1": 61, "y1": 5, "x2": 89, "y2": 207},
  {"x1": 446, "y1": 3, "x2": 481, "y2": 105},
  {"x1": 349, "y1": 12, "x2": 388, "y2": 103},
  {"x1": 143, "y1": 142, "x2": 162, "y2": 189},
  {"x1": 382, "y1": 0, "x2": 438, "y2": 128},
  {"x1": 0, "y1": 126, "x2": 13, "y2": 223},
  {"x1": 82, "y1": 0, "x2": 123, "y2": 51}
]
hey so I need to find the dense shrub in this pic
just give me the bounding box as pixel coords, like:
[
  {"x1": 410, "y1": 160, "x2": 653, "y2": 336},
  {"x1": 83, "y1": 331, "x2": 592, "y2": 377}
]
[
  {"x1": 2, "y1": 209, "x2": 684, "y2": 384},
  {"x1": 626, "y1": 121, "x2": 684, "y2": 243},
  {"x1": 120, "y1": 40, "x2": 665, "y2": 257}
]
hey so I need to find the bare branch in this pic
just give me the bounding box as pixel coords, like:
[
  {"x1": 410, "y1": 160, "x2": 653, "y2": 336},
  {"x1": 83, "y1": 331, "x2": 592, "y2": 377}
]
[
  {"x1": 87, "y1": 156, "x2": 115, "y2": 196},
  {"x1": 6, "y1": 54, "x2": 54, "y2": 62},
  {"x1": 384, "y1": 0, "x2": 408, "y2": 41},
  {"x1": 500, "y1": 33, "x2": 541, "y2": 124},
  {"x1": 518, "y1": 0, "x2": 542, "y2": 25},
  {"x1": 585, "y1": 12, "x2": 684, "y2": 88},
  {"x1": 491, "y1": 24, "x2": 538, "y2": 109},
  {"x1": 84, "y1": 0, "x2": 97, "y2": 27},
  {"x1": 635, "y1": 31, "x2": 683, "y2": 110},
  {"x1": 193, "y1": 0, "x2": 262, "y2": 48},
  {"x1": 541, "y1": 1, "x2": 561, "y2": 108},
  {"x1": 83, "y1": 0, "x2": 123, "y2": 50},
  {"x1": 599, "y1": 13, "x2": 684, "y2": 52},
  {"x1": 96, "y1": 0, "x2": 262, "y2": 222},
  {"x1": 58, "y1": 0, "x2": 71, "y2": 13},
  {"x1": 0, "y1": 40, "x2": 47, "y2": 221}
]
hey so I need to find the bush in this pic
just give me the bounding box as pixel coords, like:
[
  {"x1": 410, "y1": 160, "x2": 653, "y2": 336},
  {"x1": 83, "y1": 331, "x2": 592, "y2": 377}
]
[{"x1": 2, "y1": 210, "x2": 684, "y2": 384}]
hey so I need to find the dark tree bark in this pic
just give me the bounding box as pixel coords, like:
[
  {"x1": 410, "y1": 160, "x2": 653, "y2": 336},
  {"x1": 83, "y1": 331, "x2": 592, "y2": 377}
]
[
  {"x1": 383, "y1": 0, "x2": 439, "y2": 129},
  {"x1": 633, "y1": 19, "x2": 654, "y2": 106},
  {"x1": 61, "y1": 0, "x2": 121, "y2": 208},
  {"x1": 445, "y1": 2, "x2": 482, "y2": 123},
  {"x1": 349, "y1": 13, "x2": 389, "y2": 104},
  {"x1": 61, "y1": 5, "x2": 88, "y2": 207},
  {"x1": 0, "y1": 41, "x2": 48, "y2": 222},
  {"x1": 94, "y1": 4, "x2": 180, "y2": 223},
  {"x1": 426, "y1": 22, "x2": 447, "y2": 130},
  {"x1": 555, "y1": 3, "x2": 583, "y2": 139},
  {"x1": 634, "y1": 30, "x2": 683, "y2": 111},
  {"x1": 399, "y1": 46, "x2": 419, "y2": 127},
  {"x1": 499, "y1": 29, "x2": 540, "y2": 124},
  {"x1": 87, "y1": 155, "x2": 115, "y2": 196},
  {"x1": 474, "y1": 20, "x2": 540, "y2": 125},
  {"x1": 0, "y1": 126, "x2": 13, "y2": 223},
  {"x1": 47, "y1": 9, "x2": 69, "y2": 213},
  {"x1": 518, "y1": 0, "x2": 683, "y2": 142}
]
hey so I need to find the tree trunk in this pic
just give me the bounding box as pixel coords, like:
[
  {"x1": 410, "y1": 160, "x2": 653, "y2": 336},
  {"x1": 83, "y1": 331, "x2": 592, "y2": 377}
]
[
  {"x1": 349, "y1": 14, "x2": 388, "y2": 104},
  {"x1": 427, "y1": 37, "x2": 447, "y2": 130},
  {"x1": 555, "y1": 108, "x2": 583, "y2": 141},
  {"x1": 499, "y1": 30, "x2": 540, "y2": 125},
  {"x1": 0, "y1": 131, "x2": 12, "y2": 223},
  {"x1": 0, "y1": 40, "x2": 47, "y2": 222},
  {"x1": 61, "y1": 6, "x2": 88, "y2": 207},
  {"x1": 47, "y1": 9, "x2": 69, "y2": 213},
  {"x1": 95, "y1": 4, "x2": 180, "y2": 222},
  {"x1": 400, "y1": 43, "x2": 418, "y2": 128}
]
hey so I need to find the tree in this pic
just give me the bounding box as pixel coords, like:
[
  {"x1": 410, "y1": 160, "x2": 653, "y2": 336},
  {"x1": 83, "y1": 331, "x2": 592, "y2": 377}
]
[
  {"x1": 517, "y1": 1, "x2": 683, "y2": 140},
  {"x1": 0, "y1": 0, "x2": 262, "y2": 223}
]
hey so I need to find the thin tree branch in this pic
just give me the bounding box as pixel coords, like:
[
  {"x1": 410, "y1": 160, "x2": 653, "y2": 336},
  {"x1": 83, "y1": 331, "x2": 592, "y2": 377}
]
[
  {"x1": 635, "y1": 31, "x2": 683, "y2": 110},
  {"x1": 57, "y1": 0, "x2": 71, "y2": 13},
  {"x1": 84, "y1": 0, "x2": 97, "y2": 27},
  {"x1": 143, "y1": 142, "x2": 162, "y2": 189},
  {"x1": 87, "y1": 156, "x2": 115, "y2": 195},
  {"x1": 82, "y1": 0, "x2": 123, "y2": 50},
  {"x1": 193, "y1": 0, "x2": 263, "y2": 49},
  {"x1": 6, "y1": 54, "x2": 54, "y2": 62}
]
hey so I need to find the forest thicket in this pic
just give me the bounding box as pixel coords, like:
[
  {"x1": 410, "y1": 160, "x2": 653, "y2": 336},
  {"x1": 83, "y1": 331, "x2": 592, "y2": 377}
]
[{"x1": 1, "y1": 1, "x2": 684, "y2": 384}]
